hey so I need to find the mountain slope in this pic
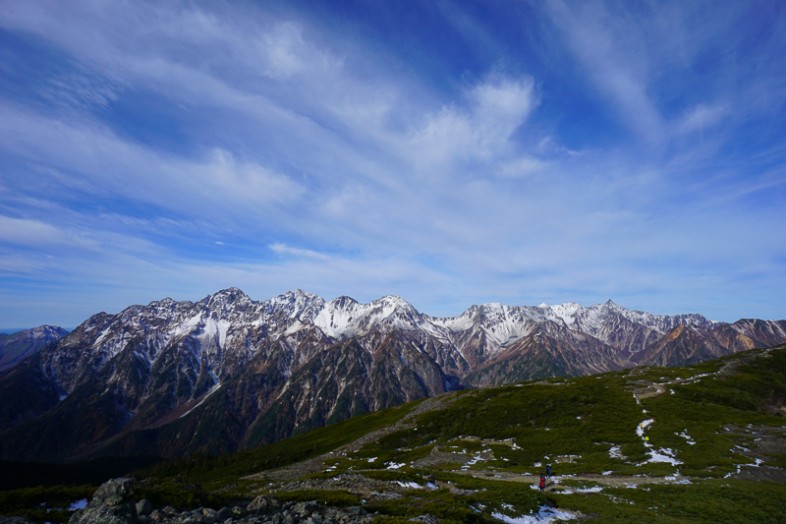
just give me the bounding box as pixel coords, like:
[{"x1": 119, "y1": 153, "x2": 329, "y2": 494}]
[
  {"x1": 0, "y1": 325, "x2": 68, "y2": 373},
  {"x1": 99, "y1": 344, "x2": 786, "y2": 524},
  {"x1": 0, "y1": 288, "x2": 784, "y2": 464}
]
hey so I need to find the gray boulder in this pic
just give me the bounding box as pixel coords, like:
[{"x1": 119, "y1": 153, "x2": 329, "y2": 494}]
[
  {"x1": 69, "y1": 477, "x2": 137, "y2": 524},
  {"x1": 136, "y1": 499, "x2": 154, "y2": 517}
]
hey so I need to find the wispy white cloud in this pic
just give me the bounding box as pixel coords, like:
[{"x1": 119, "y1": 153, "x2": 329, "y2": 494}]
[
  {"x1": 203, "y1": 149, "x2": 305, "y2": 207},
  {"x1": 543, "y1": 0, "x2": 665, "y2": 144},
  {"x1": 676, "y1": 104, "x2": 729, "y2": 135},
  {"x1": 0, "y1": 103, "x2": 304, "y2": 225},
  {"x1": 499, "y1": 156, "x2": 548, "y2": 178},
  {"x1": 407, "y1": 74, "x2": 537, "y2": 168},
  {"x1": 269, "y1": 243, "x2": 330, "y2": 261},
  {"x1": 0, "y1": 216, "x2": 73, "y2": 247}
]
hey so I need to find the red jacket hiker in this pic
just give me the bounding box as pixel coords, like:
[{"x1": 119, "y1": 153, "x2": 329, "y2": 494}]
[{"x1": 539, "y1": 474, "x2": 546, "y2": 490}]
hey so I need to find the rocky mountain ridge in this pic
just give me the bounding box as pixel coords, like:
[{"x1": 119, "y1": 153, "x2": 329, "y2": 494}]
[
  {"x1": 0, "y1": 325, "x2": 69, "y2": 372},
  {"x1": 0, "y1": 288, "x2": 784, "y2": 463}
]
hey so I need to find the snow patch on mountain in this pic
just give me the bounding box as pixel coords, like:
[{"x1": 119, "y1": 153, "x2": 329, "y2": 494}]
[
  {"x1": 314, "y1": 295, "x2": 424, "y2": 338},
  {"x1": 544, "y1": 302, "x2": 584, "y2": 327},
  {"x1": 173, "y1": 314, "x2": 203, "y2": 339},
  {"x1": 179, "y1": 382, "x2": 222, "y2": 419},
  {"x1": 201, "y1": 317, "x2": 231, "y2": 348}
]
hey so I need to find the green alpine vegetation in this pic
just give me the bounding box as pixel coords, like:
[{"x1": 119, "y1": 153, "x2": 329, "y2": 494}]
[{"x1": 3, "y1": 343, "x2": 786, "y2": 523}]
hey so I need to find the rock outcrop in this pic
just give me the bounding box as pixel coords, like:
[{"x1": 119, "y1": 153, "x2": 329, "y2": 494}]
[
  {"x1": 69, "y1": 477, "x2": 137, "y2": 524},
  {"x1": 68, "y1": 478, "x2": 373, "y2": 524}
]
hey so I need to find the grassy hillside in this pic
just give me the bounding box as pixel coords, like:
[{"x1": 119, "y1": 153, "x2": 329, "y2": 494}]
[{"x1": 4, "y1": 344, "x2": 786, "y2": 523}]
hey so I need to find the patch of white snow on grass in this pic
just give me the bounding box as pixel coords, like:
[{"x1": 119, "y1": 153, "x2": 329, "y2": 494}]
[
  {"x1": 557, "y1": 485, "x2": 603, "y2": 494},
  {"x1": 386, "y1": 462, "x2": 406, "y2": 470},
  {"x1": 492, "y1": 505, "x2": 577, "y2": 523},
  {"x1": 635, "y1": 418, "x2": 683, "y2": 465},
  {"x1": 676, "y1": 429, "x2": 695, "y2": 445},
  {"x1": 608, "y1": 445, "x2": 624, "y2": 460},
  {"x1": 462, "y1": 453, "x2": 488, "y2": 470},
  {"x1": 724, "y1": 465, "x2": 742, "y2": 479},
  {"x1": 367, "y1": 457, "x2": 377, "y2": 463},
  {"x1": 665, "y1": 473, "x2": 692, "y2": 484},
  {"x1": 636, "y1": 419, "x2": 654, "y2": 438},
  {"x1": 645, "y1": 448, "x2": 683, "y2": 466},
  {"x1": 68, "y1": 499, "x2": 88, "y2": 511},
  {"x1": 729, "y1": 457, "x2": 765, "y2": 475},
  {"x1": 396, "y1": 481, "x2": 423, "y2": 489}
]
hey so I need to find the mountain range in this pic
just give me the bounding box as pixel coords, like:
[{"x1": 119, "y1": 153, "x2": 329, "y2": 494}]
[{"x1": 1, "y1": 288, "x2": 784, "y2": 463}]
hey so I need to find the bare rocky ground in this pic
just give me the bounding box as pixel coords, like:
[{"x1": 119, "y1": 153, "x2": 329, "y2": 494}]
[
  {"x1": 721, "y1": 424, "x2": 786, "y2": 483},
  {"x1": 62, "y1": 477, "x2": 374, "y2": 524}
]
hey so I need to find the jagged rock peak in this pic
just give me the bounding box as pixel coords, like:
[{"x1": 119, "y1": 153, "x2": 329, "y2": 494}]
[
  {"x1": 371, "y1": 295, "x2": 416, "y2": 311},
  {"x1": 271, "y1": 289, "x2": 323, "y2": 303},
  {"x1": 329, "y1": 295, "x2": 359, "y2": 308},
  {"x1": 150, "y1": 297, "x2": 177, "y2": 306},
  {"x1": 463, "y1": 302, "x2": 508, "y2": 316},
  {"x1": 207, "y1": 287, "x2": 251, "y2": 302},
  {"x1": 269, "y1": 289, "x2": 326, "y2": 321}
]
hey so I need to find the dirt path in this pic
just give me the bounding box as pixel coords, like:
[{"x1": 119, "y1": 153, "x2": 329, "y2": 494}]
[
  {"x1": 635, "y1": 382, "x2": 667, "y2": 399},
  {"x1": 245, "y1": 392, "x2": 460, "y2": 482},
  {"x1": 635, "y1": 345, "x2": 781, "y2": 401},
  {"x1": 455, "y1": 469, "x2": 691, "y2": 489}
]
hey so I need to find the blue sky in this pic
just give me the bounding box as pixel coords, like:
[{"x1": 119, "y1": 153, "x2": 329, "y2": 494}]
[{"x1": 1, "y1": 0, "x2": 785, "y2": 328}]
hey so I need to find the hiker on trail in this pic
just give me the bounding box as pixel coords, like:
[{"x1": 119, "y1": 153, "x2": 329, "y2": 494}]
[
  {"x1": 539, "y1": 474, "x2": 546, "y2": 491},
  {"x1": 546, "y1": 464, "x2": 551, "y2": 477}
]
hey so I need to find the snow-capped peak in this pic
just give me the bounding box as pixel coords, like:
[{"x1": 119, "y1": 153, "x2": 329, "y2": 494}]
[
  {"x1": 268, "y1": 289, "x2": 326, "y2": 321},
  {"x1": 371, "y1": 295, "x2": 415, "y2": 314},
  {"x1": 203, "y1": 288, "x2": 251, "y2": 309},
  {"x1": 313, "y1": 294, "x2": 421, "y2": 338},
  {"x1": 546, "y1": 302, "x2": 583, "y2": 322}
]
